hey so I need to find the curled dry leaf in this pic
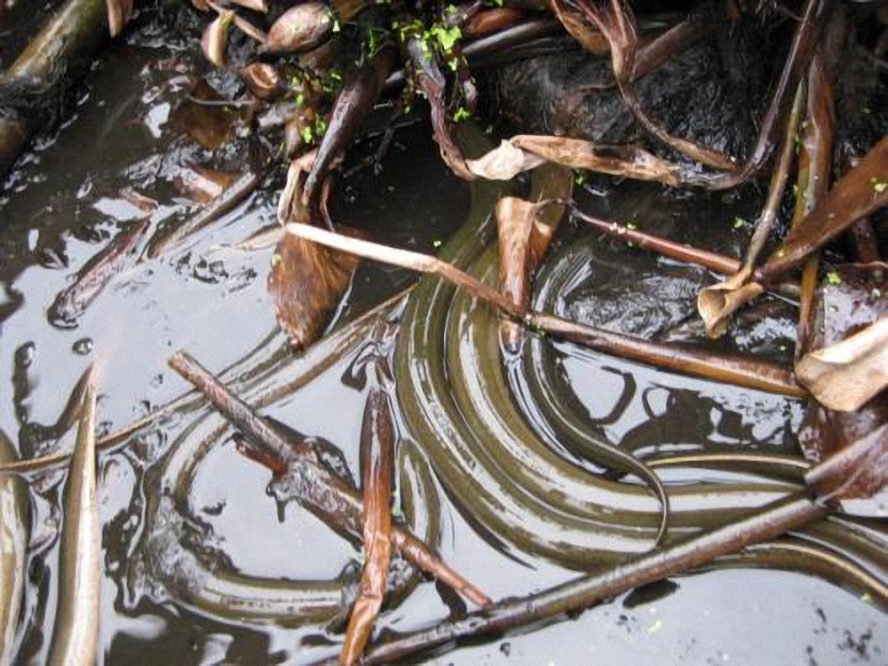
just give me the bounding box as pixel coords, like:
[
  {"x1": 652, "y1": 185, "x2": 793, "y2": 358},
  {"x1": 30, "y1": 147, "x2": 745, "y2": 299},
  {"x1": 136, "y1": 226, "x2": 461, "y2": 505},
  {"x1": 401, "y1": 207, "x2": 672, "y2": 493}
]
[
  {"x1": 797, "y1": 316, "x2": 888, "y2": 412},
  {"x1": 202, "y1": 10, "x2": 234, "y2": 69},
  {"x1": 266, "y1": 2, "x2": 334, "y2": 54},
  {"x1": 466, "y1": 140, "x2": 545, "y2": 181},
  {"x1": 796, "y1": 264, "x2": 888, "y2": 463},
  {"x1": 191, "y1": 0, "x2": 210, "y2": 11},
  {"x1": 340, "y1": 381, "x2": 395, "y2": 665},
  {"x1": 106, "y1": 0, "x2": 133, "y2": 38},
  {"x1": 466, "y1": 135, "x2": 688, "y2": 187},
  {"x1": 0, "y1": 430, "x2": 27, "y2": 665},
  {"x1": 239, "y1": 63, "x2": 284, "y2": 100},
  {"x1": 277, "y1": 150, "x2": 318, "y2": 225},
  {"x1": 696, "y1": 269, "x2": 764, "y2": 339},
  {"x1": 496, "y1": 196, "x2": 545, "y2": 352},
  {"x1": 267, "y1": 233, "x2": 359, "y2": 350}
]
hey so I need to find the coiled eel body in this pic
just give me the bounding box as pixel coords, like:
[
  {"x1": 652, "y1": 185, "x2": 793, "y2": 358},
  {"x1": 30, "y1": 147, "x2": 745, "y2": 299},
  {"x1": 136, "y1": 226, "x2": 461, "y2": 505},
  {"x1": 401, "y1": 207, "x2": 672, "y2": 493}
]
[
  {"x1": 135, "y1": 130, "x2": 887, "y2": 624},
  {"x1": 394, "y1": 128, "x2": 888, "y2": 585}
]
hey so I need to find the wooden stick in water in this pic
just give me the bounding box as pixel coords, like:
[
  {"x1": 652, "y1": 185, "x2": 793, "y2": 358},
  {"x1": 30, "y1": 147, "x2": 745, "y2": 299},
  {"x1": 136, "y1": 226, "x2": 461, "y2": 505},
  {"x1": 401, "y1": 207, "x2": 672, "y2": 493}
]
[
  {"x1": 168, "y1": 351, "x2": 492, "y2": 608},
  {"x1": 286, "y1": 223, "x2": 806, "y2": 398}
]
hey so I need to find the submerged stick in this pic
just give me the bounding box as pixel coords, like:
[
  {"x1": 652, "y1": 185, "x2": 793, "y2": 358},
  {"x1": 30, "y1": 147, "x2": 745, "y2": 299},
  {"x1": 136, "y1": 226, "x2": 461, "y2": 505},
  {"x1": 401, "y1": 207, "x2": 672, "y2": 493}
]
[
  {"x1": 287, "y1": 223, "x2": 805, "y2": 397},
  {"x1": 146, "y1": 161, "x2": 267, "y2": 259},
  {"x1": 48, "y1": 380, "x2": 100, "y2": 666},
  {"x1": 569, "y1": 207, "x2": 800, "y2": 298},
  {"x1": 0, "y1": 289, "x2": 413, "y2": 477},
  {"x1": 49, "y1": 217, "x2": 150, "y2": 327},
  {"x1": 340, "y1": 494, "x2": 825, "y2": 665},
  {"x1": 168, "y1": 351, "x2": 492, "y2": 608},
  {"x1": 0, "y1": 0, "x2": 109, "y2": 174}
]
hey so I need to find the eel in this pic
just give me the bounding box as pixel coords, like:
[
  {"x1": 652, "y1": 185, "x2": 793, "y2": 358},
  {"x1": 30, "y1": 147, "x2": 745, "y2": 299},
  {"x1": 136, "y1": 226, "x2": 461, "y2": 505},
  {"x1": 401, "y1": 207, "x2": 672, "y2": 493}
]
[
  {"x1": 393, "y1": 125, "x2": 888, "y2": 574},
  {"x1": 135, "y1": 298, "x2": 440, "y2": 625},
  {"x1": 131, "y1": 129, "x2": 887, "y2": 624}
]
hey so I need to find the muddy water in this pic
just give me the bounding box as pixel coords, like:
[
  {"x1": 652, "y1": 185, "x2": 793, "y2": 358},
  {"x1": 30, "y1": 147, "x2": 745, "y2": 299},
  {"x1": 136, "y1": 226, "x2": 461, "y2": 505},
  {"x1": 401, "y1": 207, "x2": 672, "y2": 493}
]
[{"x1": 0, "y1": 31, "x2": 886, "y2": 666}]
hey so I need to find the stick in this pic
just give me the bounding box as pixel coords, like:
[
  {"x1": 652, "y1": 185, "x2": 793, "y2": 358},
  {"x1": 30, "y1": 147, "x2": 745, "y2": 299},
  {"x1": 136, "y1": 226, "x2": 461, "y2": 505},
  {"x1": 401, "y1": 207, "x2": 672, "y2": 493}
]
[
  {"x1": 0, "y1": 0, "x2": 108, "y2": 174},
  {"x1": 286, "y1": 223, "x2": 806, "y2": 398},
  {"x1": 168, "y1": 351, "x2": 492, "y2": 608}
]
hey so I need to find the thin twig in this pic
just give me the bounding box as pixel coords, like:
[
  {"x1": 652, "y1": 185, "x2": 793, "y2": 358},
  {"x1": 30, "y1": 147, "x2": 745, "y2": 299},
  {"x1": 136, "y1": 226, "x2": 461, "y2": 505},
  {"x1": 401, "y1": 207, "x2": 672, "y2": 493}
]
[{"x1": 286, "y1": 223, "x2": 806, "y2": 397}]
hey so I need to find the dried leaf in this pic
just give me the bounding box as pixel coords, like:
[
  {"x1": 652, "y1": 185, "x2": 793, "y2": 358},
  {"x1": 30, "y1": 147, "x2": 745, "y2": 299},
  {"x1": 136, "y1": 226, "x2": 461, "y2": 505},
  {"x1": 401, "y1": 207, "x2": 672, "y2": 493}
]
[
  {"x1": 267, "y1": 233, "x2": 358, "y2": 349},
  {"x1": 406, "y1": 35, "x2": 474, "y2": 181},
  {"x1": 229, "y1": 0, "x2": 266, "y2": 12},
  {"x1": 761, "y1": 136, "x2": 888, "y2": 281},
  {"x1": 266, "y1": 3, "x2": 334, "y2": 54},
  {"x1": 466, "y1": 140, "x2": 545, "y2": 181},
  {"x1": 239, "y1": 63, "x2": 284, "y2": 100},
  {"x1": 168, "y1": 80, "x2": 237, "y2": 150},
  {"x1": 464, "y1": 7, "x2": 529, "y2": 38},
  {"x1": 341, "y1": 383, "x2": 395, "y2": 665},
  {"x1": 696, "y1": 270, "x2": 764, "y2": 339},
  {"x1": 466, "y1": 135, "x2": 687, "y2": 187},
  {"x1": 496, "y1": 197, "x2": 543, "y2": 352},
  {"x1": 47, "y1": 381, "x2": 100, "y2": 666},
  {"x1": 804, "y1": 422, "x2": 888, "y2": 516},
  {"x1": 106, "y1": 0, "x2": 133, "y2": 38},
  {"x1": 277, "y1": 150, "x2": 318, "y2": 225},
  {"x1": 303, "y1": 49, "x2": 394, "y2": 205},
  {"x1": 201, "y1": 10, "x2": 233, "y2": 69},
  {"x1": 796, "y1": 265, "x2": 888, "y2": 462},
  {"x1": 797, "y1": 316, "x2": 888, "y2": 412},
  {"x1": 173, "y1": 164, "x2": 237, "y2": 204}
]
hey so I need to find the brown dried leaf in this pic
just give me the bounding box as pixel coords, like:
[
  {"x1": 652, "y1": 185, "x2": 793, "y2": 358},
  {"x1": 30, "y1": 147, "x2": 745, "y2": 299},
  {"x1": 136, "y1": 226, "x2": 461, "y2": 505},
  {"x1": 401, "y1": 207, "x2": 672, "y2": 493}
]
[
  {"x1": 512, "y1": 136, "x2": 684, "y2": 186},
  {"x1": 496, "y1": 197, "x2": 541, "y2": 352},
  {"x1": 266, "y1": 3, "x2": 334, "y2": 54},
  {"x1": 229, "y1": 0, "x2": 266, "y2": 12},
  {"x1": 173, "y1": 164, "x2": 237, "y2": 204},
  {"x1": 466, "y1": 140, "x2": 545, "y2": 181},
  {"x1": 106, "y1": 0, "x2": 133, "y2": 38},
  {"x1": 201, "y1": 10, "x2": 233, "y2": 69},
  {"x1": 696, "y1": 270, "x2": 764, "y2": 339},
  {"x1": 804, "y1": 422, "x2": 888, "y2": 516},
  {"x1": 340, "y1": 384, "x2": 394, "y2": 665},
  {"x1": 796, "y1": 264, "x2": 888, "y2": 462},
  {"x1": 761, "y1": 136, "x2": 888, "y2": 281},
  {"x1": 797, "y1": 316, "x2": 888, "y2": 412},
  {"x1": 277, "y1": 150, "x2": 318, "y2": 225},
  {"x1": 239, "y1": 63, "x2": 284, "y2": 100},
  {"x1": 267, "y1": 233, "x2": 358, "y2": 349},
  {"x1": 169, "y1": 81, "x2": 237, "y2": 150}
]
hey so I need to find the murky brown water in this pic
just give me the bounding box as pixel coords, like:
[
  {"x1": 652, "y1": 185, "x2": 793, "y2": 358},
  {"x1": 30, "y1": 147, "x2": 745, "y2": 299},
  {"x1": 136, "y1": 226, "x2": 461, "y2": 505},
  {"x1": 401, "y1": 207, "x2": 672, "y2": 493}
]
[{"x1": 1, "y1": 17, "x2": 886, "y2": 666}]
